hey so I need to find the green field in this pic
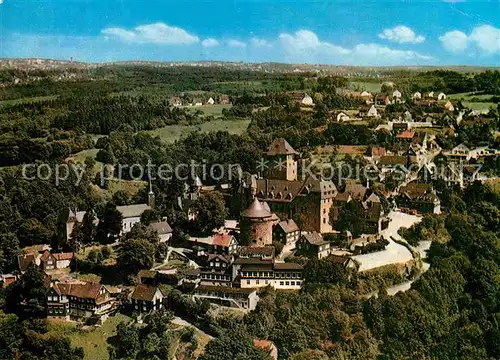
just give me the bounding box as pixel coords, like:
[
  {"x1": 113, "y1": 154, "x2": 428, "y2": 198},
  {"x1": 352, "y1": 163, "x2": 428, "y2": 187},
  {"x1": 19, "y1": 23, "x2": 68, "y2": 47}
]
[
  {"x1": 184, "y1": 104, "x2": 232, "y2": 117},
  {"x1": 349, "y1": 81, "x2": 382, "y2": 93},
  {"x1": 48, "y1": 313, "x2": 132, "y2": 360},
  {"x1": 448, "y1": 92, "x2": 496, "y2": 111},
  {"x1": 146, "y1": 119, "x2": 251, "y2": 143},
  {"x1": 0, "y1": 95, "x2": 59, "y2": 107}
]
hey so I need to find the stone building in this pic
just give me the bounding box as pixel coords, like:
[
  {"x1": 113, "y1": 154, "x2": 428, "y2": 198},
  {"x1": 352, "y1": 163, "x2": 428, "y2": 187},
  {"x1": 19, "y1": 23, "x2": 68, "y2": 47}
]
[{"x1": 240, "y1": 198, "x2": 277, "y2": 246}]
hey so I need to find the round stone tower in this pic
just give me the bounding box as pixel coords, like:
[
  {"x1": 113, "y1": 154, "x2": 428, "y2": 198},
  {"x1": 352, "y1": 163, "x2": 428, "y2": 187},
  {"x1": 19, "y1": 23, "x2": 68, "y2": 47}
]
[{"x1": 240, "y1": 198, "x2": 275, "y2": 247}]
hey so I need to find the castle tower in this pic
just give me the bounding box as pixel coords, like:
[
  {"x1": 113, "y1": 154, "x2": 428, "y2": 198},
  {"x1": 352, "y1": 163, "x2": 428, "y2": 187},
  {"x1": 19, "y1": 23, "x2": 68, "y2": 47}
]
[
  {"x1": 240, "y1": 198, "x2": 275, "y2": 246},
  {"x1": 264, "y1": 138, "x2": 298, "y2": 181}
]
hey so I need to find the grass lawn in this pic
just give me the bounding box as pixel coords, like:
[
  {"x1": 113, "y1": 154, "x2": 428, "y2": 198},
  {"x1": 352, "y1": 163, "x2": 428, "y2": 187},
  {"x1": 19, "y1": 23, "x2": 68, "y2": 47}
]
[
  {"x1": 48, "y1": 313, "x2": 133, "y2": 360},
  {"x1": 73, "y1": 148, "x2": 100, "y2": 163},
  {"x1": 146, "y1": 119, "x2": 251, "y2": 143}
]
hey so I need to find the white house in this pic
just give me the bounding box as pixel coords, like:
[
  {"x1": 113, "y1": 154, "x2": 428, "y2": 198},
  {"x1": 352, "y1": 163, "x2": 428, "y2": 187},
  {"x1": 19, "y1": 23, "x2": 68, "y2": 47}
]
[
  {"x1": 365, "y1": 105, "x2": 380, "y2": 118},
  {"x1": 437, "y1": 92, "x2": 447, "y2": 100},
  {"x1": 392, "y1": 90, "x2": 402, "y2": 98},
  {"x1": 149, "y1": 221, "x2": 173, "y2": 243},
  {"x1": 336, "y1": 112, "x2": 350, "y2": 122},
  {"x1": 412, "y1": 92, "x2": 422, "y2": 100},
  {"x1": 301, "y1": 94, "x2": 314, "y2": 106},
  {"x1": 444, "y1": 101, "x2": 455, "y2": 112},
  {"x1": 207, "y1": 97, "x2": 215, "y2": 105}
]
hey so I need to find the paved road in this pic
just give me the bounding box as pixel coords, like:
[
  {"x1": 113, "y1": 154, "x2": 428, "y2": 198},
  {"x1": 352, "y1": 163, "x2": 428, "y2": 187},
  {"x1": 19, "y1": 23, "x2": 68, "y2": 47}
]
[
  {"x1": 352, "y1": 211, "x2": 422, "y2": 272},
  {"x1": 172, "y1": 316, "x2": 214, "y2": 340}
]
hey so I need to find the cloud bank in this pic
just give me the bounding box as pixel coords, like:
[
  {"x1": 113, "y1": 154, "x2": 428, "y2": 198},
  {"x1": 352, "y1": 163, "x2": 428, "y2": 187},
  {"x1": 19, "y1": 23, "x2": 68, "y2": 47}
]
[
  {"x1": 101, "y1": 22, "x2": 199, "y2": 45},
  {"x1": 440, "y1": 25, "x2": 500, "y2": 54}
]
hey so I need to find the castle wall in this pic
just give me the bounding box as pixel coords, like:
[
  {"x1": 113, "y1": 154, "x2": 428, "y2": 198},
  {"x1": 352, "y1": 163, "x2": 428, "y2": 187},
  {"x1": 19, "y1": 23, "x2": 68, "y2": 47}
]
[{"x1": 240, "y1": 218, "x2": 273, "y2": 246}]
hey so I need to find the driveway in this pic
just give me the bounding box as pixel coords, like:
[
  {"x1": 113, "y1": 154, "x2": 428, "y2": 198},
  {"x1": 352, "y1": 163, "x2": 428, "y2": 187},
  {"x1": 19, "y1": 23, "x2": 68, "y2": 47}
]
[{"x1": 352, "y1": 211, "x2": 422, "y2": 272}]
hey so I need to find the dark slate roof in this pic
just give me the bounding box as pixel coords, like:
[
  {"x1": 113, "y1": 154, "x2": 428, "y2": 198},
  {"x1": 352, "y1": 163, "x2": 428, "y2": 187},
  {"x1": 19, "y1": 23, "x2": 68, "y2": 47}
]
[
  {"x1": 277, "y1": 219, "x2": 300, "y2": 234},
  {"x1": 273, "y1": 263, "x2": 303, "y2": 271},
  {"x1": 149, "y1": 221, "x2": 173, "y2": 235},
  {"x1": 131, "y1": 284, "x2": 161, "y2": 301}
]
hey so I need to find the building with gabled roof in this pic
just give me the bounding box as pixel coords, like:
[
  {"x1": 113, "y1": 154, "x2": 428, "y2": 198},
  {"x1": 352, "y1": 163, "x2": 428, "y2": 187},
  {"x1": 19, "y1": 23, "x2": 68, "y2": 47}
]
[
  {"x1": 130, "y1": 284, "x2": 165, "y2": 313},
  {"x1": 273, "y1": 219, "x2": 300, "y2": 245},
  {"x1": 47, "y1": 281, "x2": 113, "y2": 322}
]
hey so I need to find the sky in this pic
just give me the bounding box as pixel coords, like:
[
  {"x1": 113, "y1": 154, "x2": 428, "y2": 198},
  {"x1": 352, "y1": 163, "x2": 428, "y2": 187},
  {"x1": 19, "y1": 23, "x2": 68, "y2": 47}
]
[{"x1": 0, "y1": 0, "x2": 499, "y2": 66}]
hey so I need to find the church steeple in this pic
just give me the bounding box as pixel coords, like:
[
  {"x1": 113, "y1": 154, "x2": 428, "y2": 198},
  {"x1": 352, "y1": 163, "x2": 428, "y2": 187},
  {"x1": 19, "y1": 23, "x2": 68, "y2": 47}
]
[{"x1": 148, "y1": 179, "x2": 155, "y2": 208}]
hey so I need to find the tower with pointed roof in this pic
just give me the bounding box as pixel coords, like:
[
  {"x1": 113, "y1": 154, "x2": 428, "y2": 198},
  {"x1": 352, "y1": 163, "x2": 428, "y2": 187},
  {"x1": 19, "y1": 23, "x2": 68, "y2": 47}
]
[
  {"x1": 148, "y1": 180, "x2": 155, "y2": 209},
  {"x1": 240, "y1": 198, "x2": 276, "y2": 246},
  {"x1": 264, "y1": 138, "x2": 298, "y2": 181}
]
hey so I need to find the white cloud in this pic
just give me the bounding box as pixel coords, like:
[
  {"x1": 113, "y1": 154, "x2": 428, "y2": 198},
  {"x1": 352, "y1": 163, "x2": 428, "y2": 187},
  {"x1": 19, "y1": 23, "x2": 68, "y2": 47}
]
[
  {"x1": 250, "y1": 38, "x2": 271, "y2": 47},
  {"x1": 201, "y1": 38, "x2": 219, "y2": 47},
  {"x1": 101, "y1": 22, "x2": 199, "y2": 45},
  {"x1": 439, "y1": 30, "x2": 469, "y2": 52},
  {"x1": 228, "y1": 39, "x2": 247, "y2": 48},
  {"x1": 469, "y1": 25, "x2": 500, "y2": 53},
  {"x1": 279, "y1": 30, "x2": 349, "y2": 55},
  {"x1": 353, "y1": 43, "x2": 432, "y2": 61},
  {"x1": 439, "y1": 25, "x2": 500, "y2": 54},
  {"x1": 278, "y1": 29, "x2": 430, "y2": 65},
  {"x1": 378, "y1": 25, "x2": 425, "y2": 44}
]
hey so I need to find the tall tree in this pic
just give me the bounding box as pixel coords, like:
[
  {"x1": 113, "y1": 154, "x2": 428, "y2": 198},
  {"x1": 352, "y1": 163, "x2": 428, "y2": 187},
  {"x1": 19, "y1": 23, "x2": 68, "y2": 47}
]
[
  {"x1": 190, "y1": 191, "x2": 227, "y2": 234},
  {"x1": 96, "y1": 203, "x2": 122, "y2": 244}
]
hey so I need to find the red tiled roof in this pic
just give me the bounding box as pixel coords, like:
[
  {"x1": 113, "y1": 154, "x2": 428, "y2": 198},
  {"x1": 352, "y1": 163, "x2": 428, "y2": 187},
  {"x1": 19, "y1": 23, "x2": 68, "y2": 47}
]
[
  {"x1": 266, "y1": 138, "x2": 298, "y2": 156},
  {"x1": 253, "y1": 339, "x2": 275, "y2": 352},
  {"x1": 53, "y1": 253, "x2": 74, "y2": 261},
  {"x1": 212, "y1": 234, "x2": 233, "y2": 247},
  {"x1": 396, "y1": 130, "x2": 415, "y2": 139},
  {"x1": 18, "y1": 254, "x2": 36, "y2": 272},
  {"x1": 53, "y1": 282, "x2": 103, "y2": 299}
]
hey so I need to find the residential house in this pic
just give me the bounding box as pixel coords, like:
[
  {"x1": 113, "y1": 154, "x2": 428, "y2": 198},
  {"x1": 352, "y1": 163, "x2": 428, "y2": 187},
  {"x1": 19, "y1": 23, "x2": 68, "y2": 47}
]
[
  {"x1": 47, "y1": 282, "x2": 114, "y2": 322},
  {"x1": 364, "y1": 105, "x2": 380, "y2": 118},
  {"x1": 171, "y1": 96, "x2": 182, "y2": 107},
  {"x1": 412, "y1": 92, "x2": 422, "y2": 100},
  {"x1": 297, "y1": 232, "x2": 331, "y2": 259},
  {"x1": 199, "y1": 254, "x2": 232, "y2": 287},
  {"x1": 396, "y1": 182, "x2": 441, "y2": 214},
  {"x1": 188, "y1": 234, "x2": 238, "y2": 256},
  {"x1": 130, "y1": 285, "x2": 165, "y2": 313},
  {"x1": 219, "y1": 95, "x2": 231, "y2": 104},
  {"x1": 207, "y1": 97, "x2": 215, "y2": 105},
  {"x1": 273, "y1": 219, "x2": 300, "y2": 245},
  {"x1": 301, "y1": 94, "x2": 314, "y2": 106},
  {"x1": 437, "y1": 92, "x2": 446, "y2": 100},
  {"x1": 336, "y1": 112, "x2": 350, "y2": 122},
  {"x1": 0, "y1": 274, "x2": 16, "y2": 288},
  {"x1": 443, "y1": 101, "x2": 455, "y2": 112},
  {"x1": 149, "y1": 221, "x2": 173, "y2": 243},
  {"x1": 193, "y1": 285, "x2": 259, "y2": 310},
  {"x1": 40, "y1": 251, "x2": 74, "y2": 271}
]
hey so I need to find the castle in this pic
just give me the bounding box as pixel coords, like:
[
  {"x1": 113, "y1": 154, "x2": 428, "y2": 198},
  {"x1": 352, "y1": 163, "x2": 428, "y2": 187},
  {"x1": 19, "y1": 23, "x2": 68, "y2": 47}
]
[{"x1": 242, "y1": 138, "x2": 337, "y2": 234}]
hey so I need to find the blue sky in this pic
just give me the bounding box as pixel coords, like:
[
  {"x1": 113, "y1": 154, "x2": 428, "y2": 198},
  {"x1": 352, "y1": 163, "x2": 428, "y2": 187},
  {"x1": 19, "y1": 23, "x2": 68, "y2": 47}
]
[{"x1": 0, "y1": 0, "x2": 499, "y2": 66}]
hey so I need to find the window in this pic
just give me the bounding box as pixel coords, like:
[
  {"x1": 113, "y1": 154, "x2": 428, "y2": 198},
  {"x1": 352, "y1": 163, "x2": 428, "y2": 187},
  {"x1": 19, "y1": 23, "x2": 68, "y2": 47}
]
[
  {"x1": 280, "y1": 281, "x2": 284, "y2": 286},
  {"x1": 256, "y1": 280, "x2": 260, "y2": 285},
  {"x1": 291, "y1": 281, "x2": 295, "y2": 286},
  {"x1": 285, "y1": 281, "x2": 290, "y2": 286},
  {"x1": 246, "y1": 280, "x2": 250, "y2": 285}
]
